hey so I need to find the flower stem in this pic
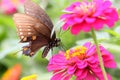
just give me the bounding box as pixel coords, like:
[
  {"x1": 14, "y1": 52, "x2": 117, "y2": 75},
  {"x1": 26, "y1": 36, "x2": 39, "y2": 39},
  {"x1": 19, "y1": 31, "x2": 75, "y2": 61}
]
[{"x1": 91, "y1": 28, "x2": 108, "y2": 80}]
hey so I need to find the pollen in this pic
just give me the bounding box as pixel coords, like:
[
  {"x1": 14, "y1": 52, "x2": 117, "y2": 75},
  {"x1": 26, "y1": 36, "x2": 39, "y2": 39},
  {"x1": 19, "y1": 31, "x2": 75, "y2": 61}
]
[{"x1": 64, "y1": 46, "x2": 87, "y2": 60}]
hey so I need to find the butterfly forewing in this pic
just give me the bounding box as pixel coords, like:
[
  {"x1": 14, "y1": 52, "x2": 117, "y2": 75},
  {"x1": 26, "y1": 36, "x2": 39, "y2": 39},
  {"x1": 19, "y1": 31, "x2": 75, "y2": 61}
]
[
  {"x1": 24, "y1": 0, "x2": 56, "y2": 39},
  {"x1": 24, "y1": 0, "x2": 53, "y2": 30},
  {"x1": 13, "y1": 13, "x2": 39, "y2": 41},
  {"x1": 13, "y1": 13, "x2": 51, "y2": 41}
]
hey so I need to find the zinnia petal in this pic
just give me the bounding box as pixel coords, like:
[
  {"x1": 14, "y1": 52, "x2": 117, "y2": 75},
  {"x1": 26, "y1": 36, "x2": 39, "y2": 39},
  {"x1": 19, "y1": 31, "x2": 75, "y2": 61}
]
[
  {"x1": 67, "y1": 64, "x2": 77, "y2": 74},
  {"x1": 85, "y1": 17, "x2": 96, "y2": 23},
  {"x1": 84, "y1": 73, "x2": 96, "y2": 80},
  {"x1": 71, "y1": 23, "x2": 82, "y2": 35},
  {"x1": 77, "y1": 60, "x2": 88, "y2": 69},
  {"x1": 75, "y1": 69, "x2": 88, "y2": 79}
]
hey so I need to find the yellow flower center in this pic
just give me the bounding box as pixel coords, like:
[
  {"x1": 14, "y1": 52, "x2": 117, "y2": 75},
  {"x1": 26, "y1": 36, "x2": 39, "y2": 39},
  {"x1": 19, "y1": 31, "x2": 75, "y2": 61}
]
[{"x1": 64, "y1": 46, "x2": 87, "y2": 60}]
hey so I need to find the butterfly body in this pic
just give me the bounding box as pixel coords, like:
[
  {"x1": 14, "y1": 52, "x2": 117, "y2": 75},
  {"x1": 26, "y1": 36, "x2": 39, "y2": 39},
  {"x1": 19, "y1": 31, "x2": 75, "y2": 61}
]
[{"x1": 13, "y1": 0, "x2": 60, "y2": 58}]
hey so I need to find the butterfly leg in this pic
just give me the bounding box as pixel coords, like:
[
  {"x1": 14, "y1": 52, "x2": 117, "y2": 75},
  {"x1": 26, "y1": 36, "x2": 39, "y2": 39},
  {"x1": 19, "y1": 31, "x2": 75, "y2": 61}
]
[{"x1": 42, "y1": 46, "x2": 50, "y2": 58}]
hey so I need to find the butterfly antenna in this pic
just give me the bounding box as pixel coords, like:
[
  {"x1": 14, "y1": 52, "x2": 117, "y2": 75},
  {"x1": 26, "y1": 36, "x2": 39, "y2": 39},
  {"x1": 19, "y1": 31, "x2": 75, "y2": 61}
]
[
  {"x1": 60, "y1": 42, "x2": 67, "y2": 51},
  {"x1": 51, "y1": 19, "x2": 64, "y2": 38},
  {"x1": 58, "y1": 28, "x2": 70, "y2": 51},
  {"x1": 59, "y1": 27, "x2": 70, "y2": 38},
  {"x1": 58, "y1": 28, "x2": 62, "y2": 38}
]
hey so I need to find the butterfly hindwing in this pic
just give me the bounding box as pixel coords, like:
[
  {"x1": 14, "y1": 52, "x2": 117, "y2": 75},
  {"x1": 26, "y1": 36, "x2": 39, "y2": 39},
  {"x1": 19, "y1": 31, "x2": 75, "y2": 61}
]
[{"x1": 22, "y1": 35, "x2": 49, "y2": 56}]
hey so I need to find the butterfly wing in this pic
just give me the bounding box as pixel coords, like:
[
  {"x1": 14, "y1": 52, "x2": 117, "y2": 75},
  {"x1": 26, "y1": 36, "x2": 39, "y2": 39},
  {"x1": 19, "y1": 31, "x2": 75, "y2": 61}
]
[
  {"x1": 24, "y1": 0, "x2": 53, "y2": 30},
  {"x1": 13, "y1": 13, "x2": 50, "y2": 56},
  {"x1": 13, "y1": 13, "x2": 38, "y2": 42},
  {"x1": 13, "y1": 13, "x2": 51, "y2": 42},
  {"x1": 24, "y1": 0, "x2": 56, "y2": 40},
  {"x1": 22, "y1": 35, "x2": 49, "y2": 56}
]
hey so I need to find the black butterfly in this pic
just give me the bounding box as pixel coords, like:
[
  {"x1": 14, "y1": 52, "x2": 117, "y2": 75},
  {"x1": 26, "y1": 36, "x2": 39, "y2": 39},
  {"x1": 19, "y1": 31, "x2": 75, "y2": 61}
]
[{"x1": 13, "y1": 0, "x2": 60, "y2": 58}]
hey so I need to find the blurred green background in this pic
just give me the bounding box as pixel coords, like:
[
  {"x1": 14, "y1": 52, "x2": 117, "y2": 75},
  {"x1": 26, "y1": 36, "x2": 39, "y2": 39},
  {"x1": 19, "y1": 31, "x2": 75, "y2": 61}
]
[{"x1": 0, "y1": 0, "x2": 120, "y2": 80}]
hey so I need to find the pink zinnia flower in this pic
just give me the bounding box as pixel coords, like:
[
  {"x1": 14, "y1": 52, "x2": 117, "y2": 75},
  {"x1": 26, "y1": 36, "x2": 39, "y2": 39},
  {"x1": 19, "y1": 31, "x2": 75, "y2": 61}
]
[
  {"x1": 47, "y1": 42, "x2": 116, "y2": 80},
  {"x1": 60, "y1": 0, "x2": 119, "y2": 35},
  {"x1": 0, "y1": 0, "x2": 25, "y2": 14}
]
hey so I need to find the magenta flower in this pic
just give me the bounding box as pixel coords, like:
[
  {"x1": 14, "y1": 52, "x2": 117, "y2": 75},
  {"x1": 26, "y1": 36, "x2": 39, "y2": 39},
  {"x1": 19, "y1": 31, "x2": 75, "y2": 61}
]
[
  {"x1": 60, "y1": 0, "x2": 119, "y2": 35},
  {"x1": 47, "y1": 42, "x2": 116, "y2": 80},
  {"x1": 0, "y1": 0, "x2": 25, "y2": 14}
]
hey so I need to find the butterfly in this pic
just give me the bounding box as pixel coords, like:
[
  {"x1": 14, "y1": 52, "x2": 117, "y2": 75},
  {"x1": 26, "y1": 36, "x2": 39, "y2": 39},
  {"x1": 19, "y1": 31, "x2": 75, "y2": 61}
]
[{"x1": 13, "y1": 0, "x2": 60, "y2": 58}]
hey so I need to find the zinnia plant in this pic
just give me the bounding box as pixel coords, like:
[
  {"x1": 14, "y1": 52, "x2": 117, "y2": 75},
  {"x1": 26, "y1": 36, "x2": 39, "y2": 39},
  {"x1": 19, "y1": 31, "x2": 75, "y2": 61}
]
[
  {"x1": 47, "y1": 42, "x2": 116, "y2": 80},
  {"x1": 60, "y1": 0, "x2": 119, "y2": 35}
]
